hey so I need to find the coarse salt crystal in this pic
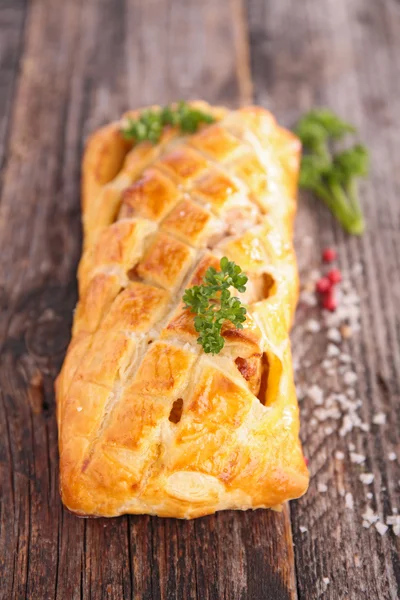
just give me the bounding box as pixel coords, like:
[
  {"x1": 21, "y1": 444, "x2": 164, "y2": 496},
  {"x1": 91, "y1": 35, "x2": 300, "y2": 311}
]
[
  {"x1": 339, "y1": 415, "x2": 355, "y2": 437},
  {"x1": 306, "y1": 319, "x2": 321, "y2": 333},
  {"x1": 386, "y1": 515, "x2": 400, "y2": 525},
  {"x1": 325, "y1": 426, "x2": 333, "y2": 435},
  {"x1": 350, "y1": 452, "x2": 366, "y2": 464},
  {"x1": 388, "y1": 452, "x2": 397, "y2": 462},
  {"x1": 352, "y1": 262, "x2": 363, "y2": 276},
  {"x1": 343, "y1": 371, "x2": 358, "y2": 386},
  {"x1": 345, "y1": 291, "x2": 361, "y2": 305},
  {"x1": 386, "y1": 516, "x2": 400, "y2": 536},
  {"x1": 323, "y1": 577, "x2": 330, "y2": 586},
  {"x1": 362, "y1": 521, "x2": 371, "y2": 529},
  {"x1": 307, "y1": 384, "x2": 324, "y2": 406},
  {"x1": 300, "y1": 291, "x2": 317, "y2": 307},
  {"x1": 318, "y1": 483, "x2": 328, "y2": 493},
  {"x1": 362, "y1": 507, "x2": 379, "y2": 524},
  {"x1": 366, "y1": 492, "x2": 373, "y2": 500},
  {"x1": 77, "y1": 406, "x2": 83, "y2": 412},
  {"x1": 335, "y1": 451, "x2": 345, "y2": 460},
  {"x1": 339, "y1": 353, "x2": 352, "y2": 364},
  {"x1": 360, "y1": 473, "x2": 375, "y2": 485},
  {"x1": 345, "y1": 492, "x2": 354, "y2": 510},
  {"x1": 327, "y1": 328, "x2": 342, "y2": 343},
  {"x1": 299, "y1": 526, "x2": 308, "y2": 533},
  {"x1": 372, "y1": 412, "x2": 386, "y2": 425},
  {"x1": 375, "y1": 522, "x2": 388, "y2": 536},
  {"x1": 310, "y1": 269, "x2": 322, "y2": 281},
  {"x1": 327, "y1": 343, "x2": 340, "y2": 357},
  {"x1": 316, "y1": 407, "x2": 341, "y2": 421}
]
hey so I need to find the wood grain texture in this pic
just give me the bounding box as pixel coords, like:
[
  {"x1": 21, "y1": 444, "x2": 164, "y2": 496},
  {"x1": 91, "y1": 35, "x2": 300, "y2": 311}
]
[
  {"x1": 0, "y1": 1, "x2": 297, "y2": 599},
  {"x1": 248, "y1": 0, "x2": 400, "y2": 598},
  {"x1": 0, "y1": 0, "x2": 26, "y2": 172},
  {"x1": 2, "y1": 0, "x2": 399, "y2": 597}
]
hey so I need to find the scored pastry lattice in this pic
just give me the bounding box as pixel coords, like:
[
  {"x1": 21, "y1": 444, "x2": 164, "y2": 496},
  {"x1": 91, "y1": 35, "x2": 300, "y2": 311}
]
[{"x1": 56, "y1": 103, "x2": 309, "y2": 518}]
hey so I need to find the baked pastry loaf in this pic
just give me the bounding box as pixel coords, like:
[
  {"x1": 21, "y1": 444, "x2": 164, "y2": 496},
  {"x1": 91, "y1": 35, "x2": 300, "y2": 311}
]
[{"x1": 56, "y1": 102, "x2": 309, "y2": 518}]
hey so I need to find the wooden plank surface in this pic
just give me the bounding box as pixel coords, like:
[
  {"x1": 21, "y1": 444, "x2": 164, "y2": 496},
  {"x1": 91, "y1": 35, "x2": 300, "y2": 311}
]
[
  {"x1": 0, "y1": 0, "x2": 26, "y2": 171},
  {"x1": 0, "y1": 1, "x2": 297, "y2": 599},
  {"x1": 1, "y1": 0, "x2": 400, "y2": 598},
  {"x1": 248, "y1": 0, "x2": 400, "y2": 598}
]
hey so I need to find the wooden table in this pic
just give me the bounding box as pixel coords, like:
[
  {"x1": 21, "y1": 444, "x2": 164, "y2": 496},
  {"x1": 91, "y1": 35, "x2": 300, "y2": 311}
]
[{"x1": 1, "y1": 0, "x2": 399, "y2": 598}]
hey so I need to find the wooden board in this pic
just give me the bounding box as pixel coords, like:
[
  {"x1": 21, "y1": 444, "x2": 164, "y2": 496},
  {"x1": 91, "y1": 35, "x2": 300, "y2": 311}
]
[
  {"x1": 0, "y1": 1, "x2": 296, "y2": 599},
  {"x1": 0, "y1": 0, "x2": 399, "y2": 598}
]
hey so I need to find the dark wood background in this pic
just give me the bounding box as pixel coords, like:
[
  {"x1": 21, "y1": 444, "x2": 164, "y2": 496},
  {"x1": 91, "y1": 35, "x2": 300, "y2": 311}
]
[{"x1": 0, "y1": 0, "x2": 399, "y2": 598}]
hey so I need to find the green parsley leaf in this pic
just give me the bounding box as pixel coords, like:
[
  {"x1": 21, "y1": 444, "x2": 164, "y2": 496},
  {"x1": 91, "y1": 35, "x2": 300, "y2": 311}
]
[
  {"x1": 121, "y1": 101, "x2": 215, "y2": 144},
  {"x1": 182, "y1": 257, "x2": 248, "y2": 355},
  {"x1": 296, "y1": 109, "x2": 356, "y2": 143},
  {"x1": 333, "y1": 144, "x2": 369, "y2": 181},
  {"x1": 295, "y1": 109, "x2": 369, "y2": 235}
]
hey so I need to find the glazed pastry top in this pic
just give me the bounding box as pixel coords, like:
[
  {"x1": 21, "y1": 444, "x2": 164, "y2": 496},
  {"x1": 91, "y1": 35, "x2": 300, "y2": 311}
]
[{"x1": 56, "y1": 102, "x2": 309, "y2": 518}]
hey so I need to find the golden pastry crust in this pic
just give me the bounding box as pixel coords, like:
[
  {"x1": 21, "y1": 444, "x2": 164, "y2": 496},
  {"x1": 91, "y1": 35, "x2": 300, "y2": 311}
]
[{"x1": 56, "y1": 102, "x2": 309, "y2": 518}]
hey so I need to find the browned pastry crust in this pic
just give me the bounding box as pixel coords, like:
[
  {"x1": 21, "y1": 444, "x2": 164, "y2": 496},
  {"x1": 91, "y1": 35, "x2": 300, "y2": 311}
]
[{"x1": 56, "y1": 102, "x2": 309, "y2": 518}]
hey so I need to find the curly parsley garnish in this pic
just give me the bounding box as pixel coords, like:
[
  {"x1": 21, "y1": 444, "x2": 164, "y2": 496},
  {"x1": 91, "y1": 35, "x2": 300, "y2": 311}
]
[
  {"x1": 295, "y1": 109, "x2": 369, "y2": 235},
  {"x1": 183, "y1": 257, "x2": 248, "y2": 355},
  {"x1": 121, "y1": 101, "x2": 215, "y2": 144}
]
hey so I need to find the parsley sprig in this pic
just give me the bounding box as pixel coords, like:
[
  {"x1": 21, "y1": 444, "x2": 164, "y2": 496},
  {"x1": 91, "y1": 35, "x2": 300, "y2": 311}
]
[
  {"x1": 183, "y1": 257, "x2": 248, "y2": 355},
  {"x1": 121, "y1": 101, "x2": 215, "y2": 144},
  {"x1": 295, "y1": 109, "x2": 369, "y2": 235}
]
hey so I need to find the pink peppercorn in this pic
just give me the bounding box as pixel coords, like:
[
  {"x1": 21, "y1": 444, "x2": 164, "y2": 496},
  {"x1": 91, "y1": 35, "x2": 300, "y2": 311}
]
[
  {"x1": 316, "y1": 277, "x2": 332, "y2": 294},
  {"x1": 327, "y1": 268, "x2": 342, "y2": 284},
  {"x1": 322, "y1": 290, "x2": 337, "y2": 312},
  {"x1": 322, "y1": 247, "x2": 337, "y2": 263}
]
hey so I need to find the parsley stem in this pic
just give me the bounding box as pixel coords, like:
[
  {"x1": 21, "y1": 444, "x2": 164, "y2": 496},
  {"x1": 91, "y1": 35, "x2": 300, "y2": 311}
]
[
  {"x1": 322, "y1": 180, "x2": 365, "y2": 235},
  {"x1": 296, "y1": 109, "x2": 369, "y2": 235},
  {"x1": 346, "y1": 179, "x2": 364, "y2": 221}
]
